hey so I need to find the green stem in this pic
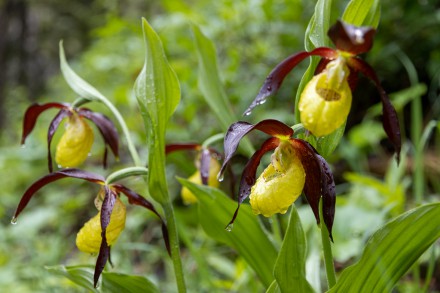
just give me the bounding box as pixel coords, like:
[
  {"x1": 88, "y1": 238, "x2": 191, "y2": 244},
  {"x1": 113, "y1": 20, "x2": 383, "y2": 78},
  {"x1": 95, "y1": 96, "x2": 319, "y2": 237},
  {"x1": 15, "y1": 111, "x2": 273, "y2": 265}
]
[
  {"x1": 163, "y1": 201, "x2": 187, "y2": 293},
  {"x1": 105, "y1": 166, "x2": 149, "y2": 184},
  {"x1": 422, "y1": 245, "x2": 437, "y2": 292},
  {"x1": 202, "y1": 133, "x2": 224, "y2": 148},
  {"x1": 398, "y1": 51, "x2": 423, "y2": 204},
  {"x1": 320, "y1": 199, "x2": 336, "y2": 289}
]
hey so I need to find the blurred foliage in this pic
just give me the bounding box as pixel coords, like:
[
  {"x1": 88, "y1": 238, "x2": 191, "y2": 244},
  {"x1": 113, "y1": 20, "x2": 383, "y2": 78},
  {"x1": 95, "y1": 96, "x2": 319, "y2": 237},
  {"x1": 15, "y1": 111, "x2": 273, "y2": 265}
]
[{"x1": 1, "y1": 0, "x2": 440, "y2": 292}]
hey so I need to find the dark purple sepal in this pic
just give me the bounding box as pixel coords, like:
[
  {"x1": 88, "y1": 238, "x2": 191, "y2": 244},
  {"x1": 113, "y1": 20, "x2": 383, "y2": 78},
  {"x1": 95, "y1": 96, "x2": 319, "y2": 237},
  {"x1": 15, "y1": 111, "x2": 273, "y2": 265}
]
[
  {"x1": 347, "y1": 57, "x2": 401, "y2": 163},
  {"x1": 226, "y1": 137, "x2": 280, "y2": 227},
  {"x1": 314, "y1": 58, "x2": 331, "y2": 75},
  {"x1": 79, "y1": 108, "x2": 119, "y2": 160},
  {"x1": 328, "y1": 20, "x2": 376, "y2": 55},
  {"x1": 47, "y1": 109, "x2": 71, "y2": 172},
  {"x1": 290, "y1": 139, "x2": 322, "y2": 224},
  {"x1": 21, "y1": 102, "x2": 68, "y2": 145},
  {"x1": 93, "y1": 186, "x2": 116, "y2": 288},
  {"x1": 199, "y1": 148, "x2": 212, "y2": 185},
  {"x1": 219, "y1": 119, "x2": 294, "y2": 178},
  {"x1": 244, "y1": 47, "x2": 337, "y2": 115},
  {"x1": 112, "y1": 184, "x2": 170, "y2": 255},
  {"x1": 316, "y1": 154, "x2": 336, "y2": 241},
  {"x1": 165, "y1": 143, "x2": 200, "y2": 154},
  {"x1": 14, "y1": 169, "x2": 105, "y2": 219}
]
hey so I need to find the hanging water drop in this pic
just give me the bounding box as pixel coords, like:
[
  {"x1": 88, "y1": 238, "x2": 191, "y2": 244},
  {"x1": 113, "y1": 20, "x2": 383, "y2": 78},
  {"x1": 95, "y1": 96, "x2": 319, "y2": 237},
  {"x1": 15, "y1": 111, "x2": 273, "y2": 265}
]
[
  {"x1": 257, "y1": 99, "x2": 267, "y2": 105},
  {"x1": 225, "y1": 223, "x2": 234, "y2": 232},
  {"x1": 11, "y1": 217, "x2": 17, "y2": 225},
  {"x1": 20, "y1": 144, "x2": 26, "y2": 149},
  {"x1": 266, "y1": 85, "x2": 272, "y2": 91},
  {"x1": 244, "y1": 110, "x2": 252, "y2": 116},
  {"x1": 217, "y1": 173, "x2": 224, "y2": 182}
]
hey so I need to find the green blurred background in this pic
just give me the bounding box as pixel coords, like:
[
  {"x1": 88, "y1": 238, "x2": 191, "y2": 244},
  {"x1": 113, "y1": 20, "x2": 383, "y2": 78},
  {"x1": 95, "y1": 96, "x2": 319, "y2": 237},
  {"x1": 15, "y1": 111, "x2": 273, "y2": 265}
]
[{"x1": 1, "y1": 0, "x2": 439, "y2": 291}]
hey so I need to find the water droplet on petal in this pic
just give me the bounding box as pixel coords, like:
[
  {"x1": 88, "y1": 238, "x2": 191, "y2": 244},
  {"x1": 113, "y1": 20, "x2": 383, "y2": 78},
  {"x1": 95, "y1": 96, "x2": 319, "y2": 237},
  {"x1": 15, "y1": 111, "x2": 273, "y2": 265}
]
[
  {"x1": 21, "y1": 145, "x2": 26, "y2": 149},
  {"x1": 11, "y1": 217, "x2": 17, "y2": 225},
  {"x1": 217, "y1": 173, "x2": 224, "y2": 182},
  {"x1": 57, "y1": 164, "x2": 63, "y2": 169},
  {"x1": 244, "y1": 110, "x2": 252, "y2": 116},
  {"x1": 266, "y1": 86, "x2": 272, "y2": 91},
  {"x1": 257, "y1": 99, "x2": 267, "y2": 105},
  {"x1": 88, "y1": 152, "x2": 92, "y2": 157},
  {"x1": 225, "y1": 223, "x2": 233, "y2": 232}
]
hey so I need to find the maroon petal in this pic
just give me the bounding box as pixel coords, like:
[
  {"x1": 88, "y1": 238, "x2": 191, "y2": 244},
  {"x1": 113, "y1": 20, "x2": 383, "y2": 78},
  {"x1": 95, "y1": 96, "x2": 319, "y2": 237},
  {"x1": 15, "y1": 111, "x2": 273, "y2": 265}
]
[
  {"x1": 78, "y1": 108, "x2": 119, "y2": 160},
  {"x1": 328, "y1": 20, "x2": 376, "y2": 55},
  {"x1": 219, "y1": 119, "x2": 294, "y2": 178},
  {"x1": 94, "y1": 186, "x2": 116, "y2": 287},
  {"x1": 47, "y1": 109, "x2": 71, "y2": 172},
  {"x1": 244, "y1": 47, "x2": 337, "y2": 115},
  {"x1": 165, "y1": 143, "x2": 201, "y2": 154},
  {"x1": 112, "y1": 184, "x2": 170, "y2": 255},
  {"x1": 13, "y1": 169, "x2": 105, "y2": 220},
  {"x1": 314, "y1": 58, "x2": 331, "y2": 75},
  {"x1": 316, "y1": 154, "x2": 336, "y2": 241},
  {"x1": 199, "y1": 148, "x2": 212, "y2": 185},
  {"x1": 227, "y1": 137, "x2": 280, "y2": 227},
  {"x1": 290, "y1": 139, "x2": 322, "y2": 225},
  {"x1": 347, "y1": 57, "x2": 401, "y2": 162},
  {"x1": 21, "y1": 102, "x2": 68, "y2": 145}
]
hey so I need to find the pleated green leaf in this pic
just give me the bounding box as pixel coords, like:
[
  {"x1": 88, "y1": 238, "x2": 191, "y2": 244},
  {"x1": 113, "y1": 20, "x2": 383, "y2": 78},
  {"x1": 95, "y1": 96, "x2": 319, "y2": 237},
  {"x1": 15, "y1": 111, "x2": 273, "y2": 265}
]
[
  {"x1": 342, "y1": 0, "x2": 381, "y2": 28},
  {"x1": 177, "y1": 178, "x2": 277, "y2": 287},
  {"x1": 46, "y1": 265, "x2": 160, "y2": 292},
  {"x1": 274, "y1": 205, "x2": 315, "y2": 293},
  {"x1": 192, "y1": 24, "x2": 254, "y2": 156},
  {"x1": 134, "y1": 18, "x2": 180, "y2": 203},
  {"x1": 329, "y1": 203, "x2": 440, "y2": 293}
]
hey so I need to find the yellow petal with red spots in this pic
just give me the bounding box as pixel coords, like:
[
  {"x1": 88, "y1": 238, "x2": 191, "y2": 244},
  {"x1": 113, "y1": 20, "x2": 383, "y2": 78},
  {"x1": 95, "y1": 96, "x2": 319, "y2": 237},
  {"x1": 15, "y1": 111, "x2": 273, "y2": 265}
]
[{"x1": 299, "y1": 60, "x2": 352, "y2": 137}]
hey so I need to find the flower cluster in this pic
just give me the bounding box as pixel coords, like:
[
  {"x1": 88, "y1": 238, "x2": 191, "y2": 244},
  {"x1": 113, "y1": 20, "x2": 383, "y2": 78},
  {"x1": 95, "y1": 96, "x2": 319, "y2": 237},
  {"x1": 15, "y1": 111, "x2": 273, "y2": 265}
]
[
  {"x1": 245, "y1": 20, "x2": 401, "y2": 162},
  {"x1": 219, "y1": 120, "x2": 336, "y2": 238},
  {"x1": 21, "y1": 102, "x2": 119, "y2": 172}
]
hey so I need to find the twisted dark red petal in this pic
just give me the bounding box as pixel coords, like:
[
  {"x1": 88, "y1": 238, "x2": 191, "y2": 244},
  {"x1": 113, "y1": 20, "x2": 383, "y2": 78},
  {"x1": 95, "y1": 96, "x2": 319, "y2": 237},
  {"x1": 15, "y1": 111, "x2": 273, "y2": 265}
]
[
  {"x1": 199, "y1": 148, "x2": 212, "y2": 185},
  {"x1": 14, "y1": 169, "x2": 105, "y2": 219},
  {"x1": 290, "y1": 139, "x2": 322, "y2": 224},
  {"x1": 79, "y1": 108, "x2": 119, "y2": 159},
  {"x1": 21, "y1": 102, "x2": 68, "y2": 145},
  {"x1": 227, "y1": 137, "x2": 280, "y2": 227},
  {"x1": 47, "y1": 109, "x2": 71, "y2": 172},
  {"x1": 244, "y1": 47, "x2": 337, "y2": 115},
  {"x1": 220, "y1": 119, "x2": 294, "y2": 178},
  {"x1": 94, "y1": 186, "x2": 116, "y2": 287},
  {"x1": 347, "y1": 57, "x2": 401, "y2": 163},
  {"x1": 316, "y1": 154, "x2": 336, "y2": 241},
  {"x1": 328, "y1": 20, "x2": 376, "y2": 55},
  {"x1": 165, "y1": 143, "x2": 201, "y2": 154},
  {"x1": 112, "y1": 184, "x2": 170, "y2": 255}
]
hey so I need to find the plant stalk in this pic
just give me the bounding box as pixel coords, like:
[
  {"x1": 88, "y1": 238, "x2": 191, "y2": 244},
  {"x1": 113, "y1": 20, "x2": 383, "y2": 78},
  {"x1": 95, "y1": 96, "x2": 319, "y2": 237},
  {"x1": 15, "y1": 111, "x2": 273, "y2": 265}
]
[{"x1": 163, "y1": 201, "x2": 187, "y2": 293}]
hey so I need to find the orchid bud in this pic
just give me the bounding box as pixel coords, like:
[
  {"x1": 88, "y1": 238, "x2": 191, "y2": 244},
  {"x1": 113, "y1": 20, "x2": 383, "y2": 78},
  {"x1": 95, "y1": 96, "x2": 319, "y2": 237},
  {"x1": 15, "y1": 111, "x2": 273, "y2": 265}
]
[
  {"x1": 55, "y1": 114, "x2": 94, "y2": 168},
  {"x1": 181, "y1": 157, "x2": 221, "y2": 205}
]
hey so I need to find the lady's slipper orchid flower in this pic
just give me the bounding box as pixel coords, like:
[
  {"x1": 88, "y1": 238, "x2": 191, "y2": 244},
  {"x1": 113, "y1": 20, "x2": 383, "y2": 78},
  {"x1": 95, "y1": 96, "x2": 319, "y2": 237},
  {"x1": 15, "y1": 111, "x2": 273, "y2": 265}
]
[
  {"x1": 219, "y1": 119, "x2": 336, "y2": 239},
  {"x1": 245, "y1": 20, "x2": 401, "y2": 162},
  {"x1": 21, "y1": 102, "x2": 119, "y2": 172},
  {"x1": 166, "y1": 143, "x2": 221, "y2": 204},
  {"x1": 12, "y1": 168, "x2": 169, "y2": 287}
]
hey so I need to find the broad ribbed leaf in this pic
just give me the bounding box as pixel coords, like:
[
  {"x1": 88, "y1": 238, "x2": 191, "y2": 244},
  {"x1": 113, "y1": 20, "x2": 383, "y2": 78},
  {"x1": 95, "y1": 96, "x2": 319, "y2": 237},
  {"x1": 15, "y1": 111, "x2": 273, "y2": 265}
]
[
  {"x1": 46, "y1": 265, "x2": 160, "y2": 293},
  {"x1": 102, "y1": 272, "x2": 159, "y2": 293},
  {"x1": 178, "y1": 178, "x2": 277, "y2": 287},
  {"x1": 46, "y1": 265, "x2": 98, "y2": 292},
  {"x1": 192, "y1": 24, "x2": 254, "y2": 156},
  {"x1": 342, "y1": 0, "x2": 381, "y2": 28},
  {"x1": 274, "y1": 205, "x2": 315, "y2": 293},
  {"x1": 134, "y1": 18, "x2": 180, "y2": 203},
  {"x1": 191, "y1": 24, "x2": 237, "y2": 131},
  {"x1": 317, "y1": 122, "x2": 346, "y2": 158},
  {"x1": 330, "y1": 203, "x2": 440, "y2": 293}
]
